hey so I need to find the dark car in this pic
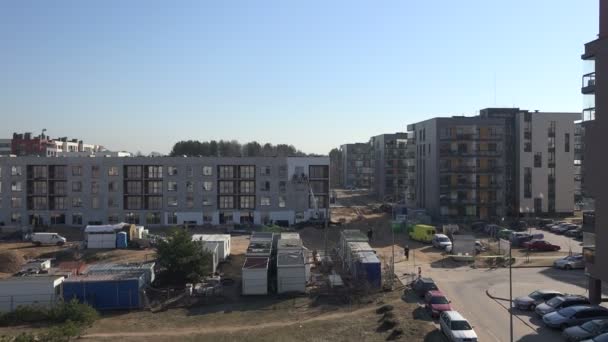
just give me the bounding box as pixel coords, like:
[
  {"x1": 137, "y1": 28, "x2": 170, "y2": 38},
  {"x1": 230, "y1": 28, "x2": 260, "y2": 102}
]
[
  {"x1": 511, "y1": 232, "x2": 544, "y2": 247},
  {"x1": 536, "y1": 295, "x2": 591, "y2": 316},
  {"x1": 543, "y1": 306, "x2": 608, "y2": 329},
  {"x1": 563, "y1": 319, "x2": 608, "y2": 341},
  {"x1": 523, "y1": 240, "x2": 561, "y2": 252},
  {"x1": 411, "y1": 277, "x2": 439, "y2": 297},
  {"x1": 471, "y1": 221, "x2": 487, "y2": 232},
  {"x1": 589, "y1": 333, "x2": 608, "y2": 342},
  {"x1": 510, "y1": 220, "x2": 528, "y2": 231},
  {"x1": 566, "y1": 227, "x2": 583, "y2": 238}
]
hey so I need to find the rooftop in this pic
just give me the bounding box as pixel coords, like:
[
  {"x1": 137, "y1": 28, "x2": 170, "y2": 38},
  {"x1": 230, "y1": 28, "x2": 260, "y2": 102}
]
[
  {"x1": 64, "y1": 272, "x2": 144, "y2": 282},
  {"x1": 278, "y1": 238, "x2": 303, "y2": 250},
  {"x1": 277, "y1": 250, "x2": 305, "y2": 266},
  {"x1": 243, "y1": 257, "x2": 269, "y2": 269}
]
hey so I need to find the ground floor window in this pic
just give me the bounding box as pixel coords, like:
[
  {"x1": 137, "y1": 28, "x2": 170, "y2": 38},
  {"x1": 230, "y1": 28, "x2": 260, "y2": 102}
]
[
  {"x1": 203, "y1": 215, "x2": 213, "y2": 223},
  {"x1": 72, "y1": 213, "x2": 83, "y2": 225},
  {"x1": 125, "y1": 212, "x2": 140, "y2": 224},
  {"x1": 50, "y1": 213, "x2": 66, "y2": 225},
  {"x1": 146, "y1": 212, "x2": 161, "y2": 225},
  {"x1": 219, "y1": 211, "x2": 233, "y2": 224},
  {"x1": 108, "y1": 213, "x2": 120, "y2": 224},
  {"x1": 167, "y1": 212, "x2": 178, "y2": 225},
  {"x1": 240, "y1": 211, "x2": 254, "y2": 224},
  {"x1": 11, "y1": 212, "x2": 22, "y2": 224}
]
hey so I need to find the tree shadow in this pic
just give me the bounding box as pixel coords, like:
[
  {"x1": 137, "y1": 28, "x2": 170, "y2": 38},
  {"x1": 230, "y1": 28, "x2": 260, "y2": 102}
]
[{"x1": 423, "y1": 329, "x2": 448, "y2": 342}]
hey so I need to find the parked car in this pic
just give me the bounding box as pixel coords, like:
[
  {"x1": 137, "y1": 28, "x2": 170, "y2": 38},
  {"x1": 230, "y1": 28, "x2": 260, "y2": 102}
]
[
  {"x1": 432, "y1": 234, "x2": 453, "y2": 250},
  {"x1": 510, "y1": 220, "x2": 528, "y2": 231},
  {"x1": 471, "y1": 221, "x2": 487, "y2": 232},
  {"x1": 514, "y1": 290, "x2": 563, "y2": 310},
  {"x1": 30, "y1": 232, "x2": 66, "y2": 246},
  {"x1": 411, "y1": 277, "x2": 439, "y2": 297},
  {"x1": 425, "y1": 290, "x2": 452, "y2": 318},
  {"x1": 551, "y1": 223, "x2": 573, "y2": 234},
  {"x1": 484, "y1": 224, "x2": 502, "y2": 237},
  {"x1": 547, "y1": 221, "x2": 568, "y2": 231},
  {"x1": 523, "y1": 240, "x2": 561, "y2": 252},
  {"x1": 543, "y1": 306, "x2": 608, "y2": 329},
  {"x1": 582, "y1": 332, "x2": 608, "y2": 342},
  {"x1": 510, "y1": 232, "x2": 544, "y2": 247},
  {"x1": 497, "y1": 229, "x2": 514, "y2": 240},
  {"x1": 538, "y1": 218, "x2": 554, "y2": 228},
  {"x1": 563, "y1": 319, "x2": 608, "y2": 342},
  {"x1": 409, "y1": 224, "x2": 437, "y2": 243},
  {"x1": 536, "y1": 295, "x2": 591, "y2": 316},
  {"x1": 439, "y1": 311, "x2": 478, "y2": 342},
  {"x1": 555, "y1": 224, "x2": 580, "y2": 235},
  {"x1": 554, "y1": 255, "x2": 586, "y2": 270},
  {"x1": 566, "y1": 227, "x2": 583, "y2": 238}
]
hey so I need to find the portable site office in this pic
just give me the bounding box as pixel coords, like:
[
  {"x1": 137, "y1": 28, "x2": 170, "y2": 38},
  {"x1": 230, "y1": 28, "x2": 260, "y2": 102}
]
[
  {"x1": 192, "y1": 234, "x2": 231, "y2": 261},
  {"x1": 344, "y1": 241, "x2": 374, "y2": 270},
  {"x1": 0, "y1": 276, "x2": 65, "y2": 312},
  {"x1": 351, "y1": 251, "x2": 381, "y2": 288},
  {"x1": 63, "y1": 272, "x2": 146, "y2": 310},
  {"x1": 276, "y1": 250, "x2": 306, "y2": 294},
  {"x1": 279, "y1": 232, "x2": 300, "y2": 240},
  {"x1": 339, "y1": 230, "x2": 369, "y2": 259},
  {"x1": 277, "y1": 238, "x2": 303, "y2": 251},
  {"x1": 84, "y1": 263, "x2": 156, "y2": 284},
  {"x1": 242, "y1": 257, "x2": 269, "y2": 295},
  {"x1": 246, "y1": 240, "x2": 272, "y2": 257},
  {"x1": 202, "y1": 242, "x2": 219, "y2": 274}
]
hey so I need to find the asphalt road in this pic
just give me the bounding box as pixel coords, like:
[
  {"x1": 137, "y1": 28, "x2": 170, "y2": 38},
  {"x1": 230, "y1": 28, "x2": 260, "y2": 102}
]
[{"x1": 397, "y1": 261, "x2": 591, "y2": 342}]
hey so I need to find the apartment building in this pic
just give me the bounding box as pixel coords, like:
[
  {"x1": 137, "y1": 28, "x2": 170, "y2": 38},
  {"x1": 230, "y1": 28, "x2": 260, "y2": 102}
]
[
  {"x1": 407, "y1": 116, "x2": 507, "y2": 221},
  {"x1": 581, "y1": 0, "x2": 608, "y2": 305},
  {"x1": 340, "y1": 143, "x2": 374, "y2": 189},
  {"x1": 370, "y1": 133, "x2": 409, "y2": 202},
  {"x1": 0, "y1": 140, "x2": 11, "y2": 157},
  {"x1": 11, "y1": 133, "x2": 104, "y2": 157},
  {"x1": 0, "y1": 156, "x2": 329, "y2": 227}
]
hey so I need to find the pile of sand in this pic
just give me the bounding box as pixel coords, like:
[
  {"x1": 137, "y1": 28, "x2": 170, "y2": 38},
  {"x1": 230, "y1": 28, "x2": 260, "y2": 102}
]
[{"x1": 0, "y1": 250, "x2": 25, "y2": 273}]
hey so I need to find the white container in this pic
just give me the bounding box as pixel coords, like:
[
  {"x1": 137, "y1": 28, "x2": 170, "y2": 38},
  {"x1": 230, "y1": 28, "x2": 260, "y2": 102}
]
[
  {"x1": 242, "y1": 257, "x2": 269, "y2": 295},
  {"x1": 277, "y1": 250, "x2": 306, "y2": 294},
  {"x1": 192, "y1": 234, "x2": 231, "y2": 261},
  {"x1": 0, "y1": 276, "x2": 65, "y2": 312},
  {"x1": 345, "y1": 242, "x2": 374, "y2": 271},
  {"x1": 202, "y1": 242, "x2": 219, "y2": 274},
  {"x1": 250, "y1": 232, "x2": 274, "y2": 242},
  {"x1": 280, "y1": 233, "x2": 300, "y2": 240},
  {"x1": 86, "y1": 233, "x2": 116, "y2": 249},
  {"x1": 277, "y1": 238, "x2": 303, "y2": 251},
  {"x1": 246, "y1": 240, "x2": 272, "y2": 257}
]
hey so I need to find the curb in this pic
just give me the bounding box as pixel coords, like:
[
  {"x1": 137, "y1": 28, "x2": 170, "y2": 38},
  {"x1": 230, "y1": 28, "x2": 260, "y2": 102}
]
[{"x1": 485, "y1": 288, "x2": 511, "y2": 302}]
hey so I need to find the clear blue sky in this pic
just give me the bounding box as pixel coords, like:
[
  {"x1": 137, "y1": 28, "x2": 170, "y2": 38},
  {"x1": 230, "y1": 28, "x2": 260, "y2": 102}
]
[{"x1": 0, "y1": 0, "x2": 598, "y2": 155}]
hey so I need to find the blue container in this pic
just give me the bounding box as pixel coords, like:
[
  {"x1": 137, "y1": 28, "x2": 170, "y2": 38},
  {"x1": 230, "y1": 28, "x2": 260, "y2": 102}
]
[
  {"x1": 354, "y1": 252, "x2": 382, "y2": 288},
  {"x1": 116, "y1": 232, "x2": 128, "y2": 249},
  {"x1": 63, "y1": 273, "x2": 144, "y2": 310}
]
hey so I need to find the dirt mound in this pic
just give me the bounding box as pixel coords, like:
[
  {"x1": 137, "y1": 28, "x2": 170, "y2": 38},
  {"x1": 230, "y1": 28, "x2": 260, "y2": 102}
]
[
  {"x1": 0, "y1": 250, "x2": 25, "y2": 273},
  {"x1": 376, "y1": 304, "x2": 394, "y2": 314}
]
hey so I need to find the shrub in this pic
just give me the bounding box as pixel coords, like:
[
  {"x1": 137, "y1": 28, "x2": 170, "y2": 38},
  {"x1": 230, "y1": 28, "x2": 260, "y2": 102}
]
[{"x1": 48, "y1": 299, "x2": 98, "y2": 326}]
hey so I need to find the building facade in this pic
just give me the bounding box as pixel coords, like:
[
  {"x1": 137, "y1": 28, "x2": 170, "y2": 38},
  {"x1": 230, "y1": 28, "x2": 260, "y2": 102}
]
[
  {"x1": 370, "y1": 133, "x2": 409, "y2": 202},
  {"x1": 581, "y1": 0, "x2": 608, "y2": 305},
  {"x1": 407, "y1": 116, "x2": 507, "y2": 221},
  {"x1": 340, "y1": 143, "x2": 374, "y2": 189},
  {"x1": 0, "y1": 156, "x2": 329, "y2": 227},
  {"x1": 11, "y1": 133, "x2": 104, "y2": 157},
  {"x1": 0, "y1": 139, "x2": 11, "y2": 157}
]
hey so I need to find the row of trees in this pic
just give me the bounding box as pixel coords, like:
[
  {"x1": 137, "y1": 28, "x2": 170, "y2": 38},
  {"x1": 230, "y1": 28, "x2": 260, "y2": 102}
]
[{"x1": 170, "y1": 140, "x2": 315, "y2": 157}]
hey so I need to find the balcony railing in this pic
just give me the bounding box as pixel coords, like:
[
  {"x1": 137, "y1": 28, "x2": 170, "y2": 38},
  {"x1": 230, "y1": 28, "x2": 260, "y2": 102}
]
[
  {"x1": 440, "y1": 182, "x2": 502, "y2": 189},
  {"x1": 440, "y1": 149, "x2": 502, "y2": 157},
  {"x1": 440, "y1": 166, "x2": 502, "y2": 173},
  {"x1": 582, "y1": 72, "x2": 596, "y2": 95},
  {"x1": 583, "y1": 108, "x2": 595, "y2": 122},
  {"x1": 439, "y1": 134, "x2": 503, "y2": 141}
]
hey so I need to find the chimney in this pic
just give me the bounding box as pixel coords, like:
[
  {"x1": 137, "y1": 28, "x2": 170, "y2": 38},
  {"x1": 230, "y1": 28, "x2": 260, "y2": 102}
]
[{"x1": 601, "y1": 0, "x2": 608, "y2": 38}]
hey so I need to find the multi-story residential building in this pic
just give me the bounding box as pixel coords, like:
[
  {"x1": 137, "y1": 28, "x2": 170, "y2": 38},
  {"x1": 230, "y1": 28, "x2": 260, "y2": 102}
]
[
  {"x1": 370, "y1": 133, "x2": 409, "y2": 202},
  {"x1": 0, "y1": 156, "x2": 329, "y2": 227},
  {"x1": 0, "y1": 139, "x2": 11, "y2": 156},
  {"x1": 404, "y1": 132, "x2": 416, "y2": 206},
  {"x1": 340, "y1": 143, "x2": 374, "y2": 189},
  {"x1": 581, "y1": 0, "x2": 607, "y2": 305},
  {"x1": 329, "y1": 148, "x2": 343, "y2": 189},
  {"x1": 407, "y1": 116, "x2": 507, "y2": 221},
  {"x1": 11, "y1": 133, "x2": 104, "y2": 157}
]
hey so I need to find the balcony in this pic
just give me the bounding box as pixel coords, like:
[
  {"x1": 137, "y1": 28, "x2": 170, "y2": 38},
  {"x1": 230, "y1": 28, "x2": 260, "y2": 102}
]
[
  {"x1": 581, "y1": 72, "x2": 596, "y2": 95},
  {"x1": 440, "y1": 182, "x2": 502, "y2": 189},
  {"x1": 583, "y1": 108, "x2": 595, "y2": 122},
  {"x1": 440, "y1": 149, "x2": 501, "y2": 157},
  {"x1": 439, "y1": 134, "x2": 503, "y2": 141},
  {"x1": 440, "y1": 166, "x2": 502, "y2": 174}
]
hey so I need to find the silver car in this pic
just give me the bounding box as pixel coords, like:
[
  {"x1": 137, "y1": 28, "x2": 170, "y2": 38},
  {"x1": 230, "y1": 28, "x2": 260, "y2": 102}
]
[
  {"x1": 555, "y1": 255, "x2": 586, "y2": 270},
  {"x1": 536, "y1": 295, "x2": 591, "y2": 317},
  {"x1": 563, "y1": 319, "x2": 608, "y2": 341},
  {"x1": 514, "y1": 290, "x2": 563, "y2": 310},
  {"x1": 543, "y1": 306, "x2": 608, "y2": 330}
]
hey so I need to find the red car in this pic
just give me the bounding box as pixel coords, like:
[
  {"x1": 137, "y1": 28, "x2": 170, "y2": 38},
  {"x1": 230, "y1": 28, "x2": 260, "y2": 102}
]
[
  {"x1": 424, "y1": 290, "x2": 452, "y2": 318},
  {"x1": 523, "y1": 240, "x2": 561, "y2": 252}
]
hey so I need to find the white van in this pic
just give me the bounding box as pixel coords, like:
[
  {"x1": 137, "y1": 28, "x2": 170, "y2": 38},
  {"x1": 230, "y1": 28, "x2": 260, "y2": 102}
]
[{"x1": 31, "y1": 233, "x2": 66, "y2": 246}]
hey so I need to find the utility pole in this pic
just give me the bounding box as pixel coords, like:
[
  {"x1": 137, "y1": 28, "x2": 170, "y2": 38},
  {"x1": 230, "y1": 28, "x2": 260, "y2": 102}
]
[{"x1": 509, "y1": 242, "x2": 514, "y2": 342}]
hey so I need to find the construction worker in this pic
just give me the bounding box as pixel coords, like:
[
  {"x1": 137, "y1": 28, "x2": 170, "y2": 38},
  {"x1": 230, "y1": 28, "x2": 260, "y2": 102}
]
[{"x1": 404, "y1": 245, "x2": 410, "y2": 261}]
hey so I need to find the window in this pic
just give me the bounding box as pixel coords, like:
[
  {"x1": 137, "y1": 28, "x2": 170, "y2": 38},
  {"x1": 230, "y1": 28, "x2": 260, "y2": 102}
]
[
  {"x1": 126, "y1": 181, "x2": 142, "y2": 194},
  {"x1": 92, "y1": 197, "x2": 100, "y2": 209},
  {"x1": 108, "y1": 197, "x2": 119, "y2": 208},
  {"x1": 524, "y1": 142, "x2": 532, "y2": 152},
  {"x1": 260, "y1": 166, "x2": 271, "y2": 176},
  {"x1": 260, "y1": 196, "x2": 270, "y2": 206},
  {"x1": 186, "y1": 166, "x2": 193, "y2": 177},
  {"x1": 524, "y1": 167, "x2": 532, "y2": 199},
  {"x1": 108, "y1": 214, "x2": 120, "y2": 224},
  {"x1": 240, "y1": 196, "x2": 255, "y2": 209},
  {"x1": 167, "y1": 196, "x2": 178, "y2": 207},
  {"x1": 11, "y1": 181, "x2": 22, "y2": 192},
  {"x1": 310, "y1": 165, "x2": 328, "y2": 179},
  {"x1": 69, "y1": 165, "x2": 81, "y2": 177},
  {"x1": 279, "y1": 181, "x2": 286, "y2": 193},
  {"x1": 240, "y1": 181, "x2": 255, "y2": 194},
  {"x1": 52, "y1": 181, "x2": 66, "y2": 195},
  {"x1": 125, "y1": 212, "x2": 140, "y2": 224},
  {"x1": 203, "y1": 198, "x2": 212, "y2": 206},
  {"x1": 203, "y1": 181, "x2": 213, "y2": 191},
  {"x1": 147, "y1": 166, "x2": 163, "y2": 178},
  {"x1": 32, "y1": 197, "x2": 47, "y2": 210},
  {"x1": 146, "y1": 212, "x2": 161, "y2": 225},
  {"x1": 51, "y1": 166, "x2": 67, "y2": 178},
  {"x1": 108, "y1": 181, "x2": 118, "y2": 192},
  {"x1": 32, "y1": 166, "x2": 47, "y2": 178},
  {"x1": 565, "y1": 133, "x2": 570, "y2": 152},
  {"x1": 219, "y1": 196, "x2": 234, "y2": 209},
  {"x1": 126, "y1": 166, "x2": 142, "y2": 178},
  {"x1": 108, "y1": 166, "x2": 119, "y2": 176},
  {"x1": 239, "y1": 165, "x2": 255, "y2": 179},
  {"x1": 219, "y1": 181, "x2": 234, "y2": 194},
  {"x1": 11, "y1": 166, "x2": 22, "y2": 176},
  {"x1": 186, "y1": 194, "x2": 194, "y2": 208},
  {"x1": 72, "y1": 197, "x2": 82, "y2": 208},
  {"x1": 126, "y1": 197, "x2": 142, "y2": 210},
  {"x1": 33, "y1": 181, "x2": 47, "y2": 195},
  {"x1": 168, "y1": 166, "x2": 178, "y2": 176},
  {"x1": 53, "y1": 197, "x2": 66, "y2": 210},
  {"x1": 260, "y1": 181, "x2": 270, "y2": 192},
  {"x1": 203, "y1": 166, "x2": 213, "y2": 176},
  {"x1": 167, "y1": 181, "x2": 178, "y2": 192},
  {"x1": 146, "y1": 181, "x2": 162, "y2": 194},
  {"x1": 186, "y1": 181, "x2": 194, "y2": 192},
  {"x1": 91, "y1": 165, "x2": 100, "y2": 178},
  {"x1": 219, "y1": 166, "x2": 235, "y2": 179},
  {"x1": 167, "y1": 212, "x2": 178, "y2": 225},
  {"x1": 279, "y1": 196, "x2": 286, "y2": 208},
  {"x1": 534, "y1": 152, "x2": 542, "y2": 168},
  {"x1": 146, "y1": 196, "x2": 162, "y2": 209},
  {"x1": 72, "y1": 213, "x2": 83, "y2": 225},
  {"x1": 11, "y1": 212, "x2": 21, "y2": 224},
  {"x1": 72, "y1": 181, "x2": 82, "y2": 192},
  {"x1": 524, "y1": 112, "x2": 532, "y2": 122},
  {"x1": 279, "y1": 165, "x2": 287, "y2": 177},
  {"x1": 91, "y1": 181, "x2": 99, "y2": 194},
  {"x1": 11, "y1": 197, "x2": 21, "y2": 208}
]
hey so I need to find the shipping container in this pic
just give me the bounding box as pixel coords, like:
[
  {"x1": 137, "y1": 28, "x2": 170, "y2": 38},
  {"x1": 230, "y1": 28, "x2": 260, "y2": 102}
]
[
  {"x1": 277, "y1": 250, "x2": 306, "y2": 294},
  {"x1": 353, "y1": 251, "x2": 381, "y2": 288},
  {"x1": 192, "y1": 234, "x2": 231, "y2": 261},
  {"x1": 277, "y1": 238, "x2": 303, "y2": 251},
  {"x1": 246, "y1": 240, "x2": 272, "y2": 257},
  {"x1": 338, "y1": 230, "x2": 369, "y2": 260},
  {"x1": 250, "y1": 232, "x2": 274, "y2": 242},
  {"x1": 63, "y1": 273, "x2": 145, "y2": 310},
  {"x1": 242, "y1": 257, "x2": 269, "y2": 295},
  {"x1": 345, "y1": 242, "x2": 374, "y2": 270},
  {"x1": 202, "y1": 242, "x2": 219, "y2": 274},
  {"x1": 280, "y1": 233, "x2": 300, "y2": 240},
  {"x1": 0, "y1": 276, "x2": 64, "y2": 312}
]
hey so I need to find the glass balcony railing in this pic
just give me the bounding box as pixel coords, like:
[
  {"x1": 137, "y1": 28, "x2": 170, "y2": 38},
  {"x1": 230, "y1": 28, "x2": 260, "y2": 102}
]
[
  {"x1": 582, "y1": 72, "x2": 596, "y2": 94},
  {"x1": 582, "y1": 108, "x2": 595, "y2": 122}
]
